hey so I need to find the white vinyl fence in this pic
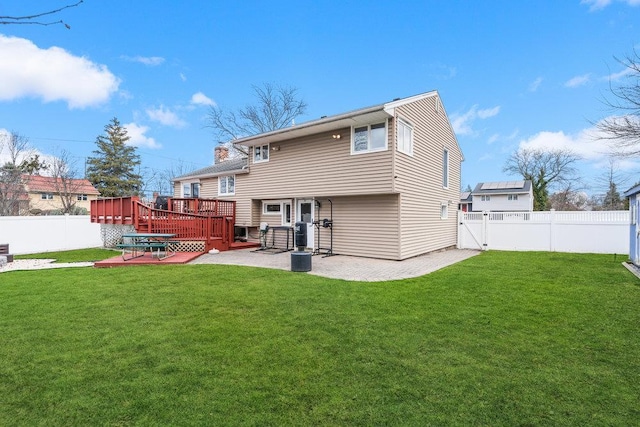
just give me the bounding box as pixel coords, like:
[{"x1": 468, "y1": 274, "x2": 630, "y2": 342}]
[
  {"x1": 0, "y1": 215, "x2": 103, "y2": 255},
  {"x1": 458, "y1": 210, "x2": 629, "y2": 254}
]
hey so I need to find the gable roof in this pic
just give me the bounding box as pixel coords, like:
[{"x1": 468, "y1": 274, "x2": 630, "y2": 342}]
[
  {"x1": 23, "y1": 175, "x2": 100, "y2": 195},
  {"x1": 624, "y1": 183, "x2": 640, "y2": 197},
  {"x1": 471, "y1": 180, "x2": 532, "y2": 195},
  {"x1": 173, "y1": 157, "x2": 248, "y2": 181},
  {"x1": 231, "y1": 91, "x2": 450, "y2": 147}
]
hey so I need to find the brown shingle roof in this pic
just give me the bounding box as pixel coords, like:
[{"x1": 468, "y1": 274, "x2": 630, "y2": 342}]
[{"x1": 22, "y1": 174, "x2": 100, "y2": 195}]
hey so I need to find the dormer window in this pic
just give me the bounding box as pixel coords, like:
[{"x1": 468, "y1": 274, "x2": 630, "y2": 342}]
[
  {"x1": 254, "y1": 144, "x2": 269, "y2": 163},
  {"x1": 352, "y1": 121, "x2": 387, "y2": 154}
]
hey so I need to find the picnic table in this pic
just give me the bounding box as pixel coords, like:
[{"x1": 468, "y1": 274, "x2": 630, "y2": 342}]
[{"x1": 117, "y1": 233, "x2": 177, "y2": 261}]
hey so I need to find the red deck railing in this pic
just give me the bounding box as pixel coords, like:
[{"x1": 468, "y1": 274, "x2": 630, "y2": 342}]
[{"x1": 90, "y1": 197, "x2": 236, "y2": 251}]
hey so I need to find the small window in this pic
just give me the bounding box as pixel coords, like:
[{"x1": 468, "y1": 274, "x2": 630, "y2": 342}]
[
  {"x1": 352, "y1": 121, "x2": 387, "y2": 154},
  {"x1": 440, "y1": 203, "x2": 448, "y2": 219},
  {"x1": 263, "y1": 203, "x2": 281, "y2": 215},
  {"x1": 41, "y1": 193, "x2": 53, "y2": 200},
  {"x1": 481, "y1": 195, "x2": 491, "y2": 202},
  {"x1": 254, "y1": 144, "x2": 269, "y2": 163},
  {"x1": 77, "y1": 194, "x2": 88, "y2": 201},
  {"x1": 443, "y1": 148, "x2": 449, "y2": 188},
  {"x1": 191, "y1": 183, "x2": 200, "y2": 198},
  {"x1": 219, "y1": 175, "x2": 235, "y2": 195},
  {"x1": 182, "y1": 184, "x2": 191, "y2": 197},
  {"x1": 508, "y1": 194, "x2": 518, "y2": 201},
  {"x1": 397, "y1": 119, "x2": 413, "y2": 156}
]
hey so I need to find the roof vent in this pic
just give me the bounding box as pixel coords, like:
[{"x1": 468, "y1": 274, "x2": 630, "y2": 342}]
[{"x1": 393, "y1": 98, "x2": 400, "y2": 101}]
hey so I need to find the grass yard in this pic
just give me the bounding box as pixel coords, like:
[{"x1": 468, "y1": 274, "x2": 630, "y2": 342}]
[{"x1": 1, "y1": 251, "x2": 639, "y2": 425}]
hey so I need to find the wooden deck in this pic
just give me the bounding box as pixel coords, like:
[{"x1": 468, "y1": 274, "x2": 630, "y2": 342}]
[{"x1": 95, "y1": 251, "x2": 203, "y2": 268}]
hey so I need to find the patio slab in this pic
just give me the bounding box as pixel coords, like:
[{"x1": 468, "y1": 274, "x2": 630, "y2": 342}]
[{"x1": 189, "y1": 248, "x2": 480, "y2": 282}]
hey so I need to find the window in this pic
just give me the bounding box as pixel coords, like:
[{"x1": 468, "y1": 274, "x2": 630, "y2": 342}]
[
  {"x1": 352, "y1": 121, "x2": 387, "y2": 153},
  {"x1": 508, "y1": 194, "x2": 518, "y2": 201},
  {"x1": 41, "y1": 193, "x2": 53, "y2": 200},
  {"x1": 397, "y1": 119, "x2": 413, "y2": 155},
  {"x1": 442, "y1": 148, "x2": 449, "y2": 188},
  {"x1": 263, "y1": 203, "x2": 281, "y2": 215},
  {"x1": 182, "y1": 184, "x2": 191, "y2": 197},
  {"x1": 218, "y1": 175, "x2": 235, "y2": 195},
  {"x1": 77, "y1": 194, "x2": 88, "y2": 201},
  {"x1": 481, "y1": 195, "x2": 491, "y2": 201},
  {"x1": 191, "y1": 183, "x2": 200, "y2": 198},
  {"x1": 283, "y1": 202, "x2": 292, "y2": 226},
  {"x1": 254, "y1": 144, "x2": 269, "y2": 163},
  {"x1": 440, "y1": 203, "x2": 448, "y2": 219}
]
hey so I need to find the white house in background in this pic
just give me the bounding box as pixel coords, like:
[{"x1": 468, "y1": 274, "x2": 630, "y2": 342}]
[{"x1": 470, "y1": 180, "x2": 533, "y2": 212}]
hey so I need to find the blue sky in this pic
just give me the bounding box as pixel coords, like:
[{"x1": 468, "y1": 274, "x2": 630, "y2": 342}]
[{"x1": 1, "y1": 0, "x2": 639, "y2": 196}]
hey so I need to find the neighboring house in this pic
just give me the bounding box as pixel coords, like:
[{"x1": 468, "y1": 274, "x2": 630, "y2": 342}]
[
  {"x1": 174, "y1": 91, "x2": 463, "y2": 260},
  {"x1": 459, "y1": 191, "x2": 472, "y2": 212},
  {"x1": 624, "y1": 183, "x2": 640, "y2": 267},
  {"x1": 22, "y1": 174, "x2": 100, "y2": 214},
  {"x1": 470, "y1": 180, "x2": 533, "y2": 212}
]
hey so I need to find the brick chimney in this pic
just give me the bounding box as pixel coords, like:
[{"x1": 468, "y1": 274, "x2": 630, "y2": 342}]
[{"x1": 214, "y1": 146, "x2": 229, "y2": 164}]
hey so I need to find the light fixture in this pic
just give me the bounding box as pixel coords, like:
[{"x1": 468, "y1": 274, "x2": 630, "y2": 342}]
[
  {"x1": 271, "y1": 145, "x2": 280, "y2": 151},
  {"x1": 332, "y1": 134, "x2": 341, "y2": 139}
]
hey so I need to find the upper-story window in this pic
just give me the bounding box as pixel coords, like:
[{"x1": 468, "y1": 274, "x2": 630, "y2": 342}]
[
  {"x1": 397, "y1": 118, "x2": 413, "y2": 156},
  {"x1": 41, "y1": 193, "x2": 54, "y2": 200},
  {"x1": 508, "y1": 194, "x2": 518, "y2": 201},
  {"x1": 442, "y1": 148, "x2": 449, "y2": 188},
  {"x1": 481, "y1": 195, "x2": 490, "y2": 201},
  {"x1": 219, "y1": 175, "x2": 235, "y2": 196},
  {"x1": 352, "y1": 121, "x2": 387, "y2": 154},
  {"x1": 254, "y1": 144, "x2": 269, "y2": 163},
  {"x1": 77, "y1": 194, "x2": 88, "y2": 201}
]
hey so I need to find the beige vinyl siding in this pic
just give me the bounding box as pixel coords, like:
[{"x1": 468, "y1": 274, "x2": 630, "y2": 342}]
[
  {"x1": 242, "y1": 128, "x2": 394, "y2": 200},
  {"x1": 314, "y1": 195, "x2": 399, "y2": 260},
  {"x1": 392, "y1": 95, "x2": 462, "y2": 259}
]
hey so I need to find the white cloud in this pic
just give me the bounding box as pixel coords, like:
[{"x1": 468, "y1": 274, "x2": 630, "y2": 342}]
[
  {"x1": 517, "y1": 120, "x2": 640, "y2": 171},
  {"x1": 529, "y1": 77, "x2": 543, "y2": 92},
  {"x1": 124, "y1": 123, "x2": 161, "y2": 149},
  {"x1": 146, "y1": 105, "x2": 186, "y2": 128},
  {"x1": 604, "y1": 67, "x2": 633, "y2": 82},
  {"x1": 190, "y1": 92, "x2": 216, "y2": 107},
  {"x1": 121, "y1": 55, "x2": 165, "y2": 66},
  {"x1": 582, "y1": 0, "x2": 640, "y2": 11},
  {"x1": 180, "y1": 73, "x2": 187, "y2": 82},
  {"x1": 0, "y1": 35, "x2": 120, "y2": 109},
  {"x1": 565, "y1": 74, "x2": 591, "y2": 88},
  {"x1": 451, "y1": 105, "x2": 501, "y2": 136}
]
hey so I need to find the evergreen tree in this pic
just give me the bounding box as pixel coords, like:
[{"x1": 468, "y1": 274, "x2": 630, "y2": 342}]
[
  {"x1": 603, "y1": 181, "x2": 624, "y2": 210},
  {"x1": 86, "y1": 118, "x2": 142, "y2": 197}
]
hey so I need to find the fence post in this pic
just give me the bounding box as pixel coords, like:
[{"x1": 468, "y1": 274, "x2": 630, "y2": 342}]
[
  {"x1": 549, "y1": 209, "x2": 556, "y2": 252},
  {"x1": 482, "y1": 211, "x2": 489, "y2": 251}
]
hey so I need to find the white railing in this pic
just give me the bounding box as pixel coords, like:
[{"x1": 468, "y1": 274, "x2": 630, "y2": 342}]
[
  {"x1": 0, "y1": 215, "x2": 103, "y2": 255},
  {"x1": 458, "y1": 210, "x2": 629, "y2": 254}
]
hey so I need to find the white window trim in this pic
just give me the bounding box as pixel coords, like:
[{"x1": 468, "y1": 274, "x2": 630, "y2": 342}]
[
  {"x1": 440, "y1": 203, "x2": 448, "y2": 219},
  {"x1": 262, "y1": 202, "x2": 282, "y2": 215},
  {"x1": 254, "y1": 144, "x2": 270, "y2": 163},
  {"x1": 397, "y1": 117, "x2": 414, "y2": 156},
  {"x1": 41, "y1": 193, "x2": 54, "y2": 200},
  {"x1": 181, "y1": 181, "x2": 201, "y2": 198},
  {"x1": 442, "y1": 148, "x2": 449, "y2": 189},
  {"x1": 218, "y1": 175, "x2": 235, "y2": 196},
  {"x1": 351, "y1": 120, "x2": 388, "y2": 155}
]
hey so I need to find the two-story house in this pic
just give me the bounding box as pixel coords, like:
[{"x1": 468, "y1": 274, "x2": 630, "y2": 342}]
[
  {"x1": 470, "y1": 180, "x2": 534, "y2": 212},
  {"x1": 174, "y1": 91, "x2": 463, "y2": 260}
]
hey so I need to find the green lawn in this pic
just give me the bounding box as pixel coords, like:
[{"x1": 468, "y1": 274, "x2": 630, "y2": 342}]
[{"x1": 1, "y1": 251, "x2": 639, "y2": 425}]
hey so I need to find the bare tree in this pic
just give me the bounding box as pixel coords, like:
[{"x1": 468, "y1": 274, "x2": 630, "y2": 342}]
[
  {"x1": 49, "y1": 150, "x2": 84, "y2": 214},
  {"x1": 0, "y1": 1, "x2": 83, "y2": 29},
  {"x1": 503, "y1": 148, "x2": 581, "y2": 210},
  {"x1": 0, "y1": 132, "x2": 33, "y2": 215},
  {"x1": 590, "y1": 159, "x2": 630, "y2": 210},
  {"x1": 207, "y1": 83, "x2": 307, "y2": 155},
  {"x1": 596, "y1": 49, "x2": 640, "y2": 156},
  {"x1": 549, "y1": 182, "x2": 589, "y2": 211}
]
